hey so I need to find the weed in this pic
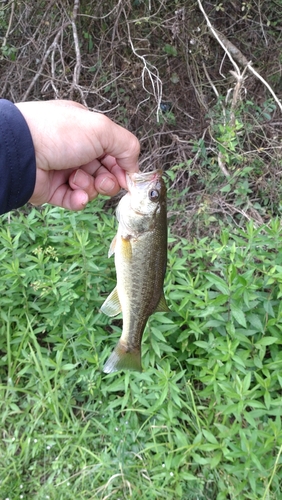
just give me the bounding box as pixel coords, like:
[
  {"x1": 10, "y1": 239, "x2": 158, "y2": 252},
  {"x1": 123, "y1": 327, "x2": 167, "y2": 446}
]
[{"x1": 0, "y1": 204, "x2": 281, "y2": 498}]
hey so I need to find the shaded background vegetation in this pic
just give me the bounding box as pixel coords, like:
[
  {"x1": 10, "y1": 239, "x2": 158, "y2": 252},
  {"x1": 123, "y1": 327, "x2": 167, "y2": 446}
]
[
  {"x1": 1, "y1": 0, "x2": 282, "y2": 232},
  {"x1": 0, "y1": 1, "x2": 282, "y2": 499}
]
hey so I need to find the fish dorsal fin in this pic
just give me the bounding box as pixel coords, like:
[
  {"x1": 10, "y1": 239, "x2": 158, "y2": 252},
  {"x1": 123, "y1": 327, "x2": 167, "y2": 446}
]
[
  {"x1": 100, "y1": 287, "x2": 122, "y2": 317},
  {"x1": 155, "y1": 292, "x2": 170, "y2": 313},
  {"x1": 108, "y1": 235, "x2": 117, "y2": 258}
]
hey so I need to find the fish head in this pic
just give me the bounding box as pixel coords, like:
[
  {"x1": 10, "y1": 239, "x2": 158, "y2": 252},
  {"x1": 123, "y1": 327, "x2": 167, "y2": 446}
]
[{"x1": 126, "y1": 169, "x2": 166, "y2": 217}]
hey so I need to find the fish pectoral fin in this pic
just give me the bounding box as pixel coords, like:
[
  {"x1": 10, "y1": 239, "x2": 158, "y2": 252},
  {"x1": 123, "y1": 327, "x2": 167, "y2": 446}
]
[
  {"x1": 155, "y1": 292, "x2": 170, "y2": 313},
  {"x1": 121, "y1": 235, "x2": 132, "y2": 260},
  {"x1": 103, "y1": 341, "x2": 142, "y2": 373},
  {"x1": 108, "y1": 235, "x2": 117, "y2": 258},
  {"x1": 100, "y1": 287, "x2": 122, "y2": 317}
]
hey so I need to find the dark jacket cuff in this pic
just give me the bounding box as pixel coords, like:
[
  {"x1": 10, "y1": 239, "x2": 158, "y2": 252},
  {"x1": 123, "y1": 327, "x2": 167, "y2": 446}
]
[{"x1": 0, "y1": 99, "x2": 36, "y2": 215}]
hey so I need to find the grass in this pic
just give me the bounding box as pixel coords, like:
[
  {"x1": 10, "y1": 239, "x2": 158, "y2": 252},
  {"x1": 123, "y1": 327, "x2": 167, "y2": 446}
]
[{"x1": 0, "y1": 200, "x2": 282, "y2": 499}]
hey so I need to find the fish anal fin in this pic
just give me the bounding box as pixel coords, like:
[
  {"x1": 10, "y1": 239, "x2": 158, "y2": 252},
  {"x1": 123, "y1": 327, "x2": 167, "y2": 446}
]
[
  {"x1": 100, "y1": 287, "x2": 122, "y2": 317},
  {"x1": 108, "y1": 235, "x2": 117, "y2": 258},
  {"x1": 103, "y1": 341, "x2": 142, "y2": 373},
  {"x1": 155, "y1": 292, "x2": 170, "y2": 313}
]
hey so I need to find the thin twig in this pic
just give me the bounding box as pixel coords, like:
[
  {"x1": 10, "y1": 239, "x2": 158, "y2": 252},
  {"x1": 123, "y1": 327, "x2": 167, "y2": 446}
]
[
  {"x1": 202, "y1": 62, "x2": 219, "y2": 99},
  {"x1": 1, "y1": 0, "x2": 15, "y2": 52},
  {"x1": 22, "y1": 23, "x2": 69, "y2": 101},
  {"x1": 70, "y1": 0, "x2": 82, "y2": 101},
  {"x1": 262, "y1": 444, "x2": 282, "y2": 500},
  {"x1": 197, "y1": 0, "x2": 240, "y2": 76},
  {"x1": 197, "y1": 0, "x2": 282, "y2": 113},
  {"x1": 123, "y1": 7, "x2": 163, "y2": 121},
  {"x1": 78, "y1": 1, "x2": 122, "y2": 21},
  {"x1": 229, "y1": 65, "x2": 248, "y2": 126},
  {"x1": 218, "y1": 151, "x2": 230, "y2": 178},
  {"x1": 247, "y1": 64, "x2": 282, "y2": 113}
]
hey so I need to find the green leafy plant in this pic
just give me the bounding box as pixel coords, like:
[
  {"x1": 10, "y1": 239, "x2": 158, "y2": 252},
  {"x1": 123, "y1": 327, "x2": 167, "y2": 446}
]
[{"x1": 0, "y1": 204, "x2": 281, "y2": 499}]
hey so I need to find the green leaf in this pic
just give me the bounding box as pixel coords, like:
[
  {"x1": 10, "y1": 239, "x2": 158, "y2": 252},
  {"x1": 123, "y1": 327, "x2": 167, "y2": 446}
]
[
  {"x1": 247, "y1": 313, "x2": 264, "y2": 332},
  {"x1": 264, "y1": 390, "x2": 271, "y2": 410},
  {"x1": 180, "y1": 472, "x2": 197, "y2": 480},
  {"x1": 255, "y1": 336, "x2": 278, "y2": 346},
  {"x1": 242, "y1": 372, "x2": 252, "y2": 393},
  {"x1": 230, "y1": 303, "x2": 247, "y2": 327},
  {"x1": 62, "y1": 363, "x2": 79, "y2": 370},
  {"x1": 192, "y1": 453, "x2": 209, "y2": 465},
  {"x1": 205, "y1": 273, "x2": 230, "y2": 295},
  {"x1": 163, "y1": 44, "x2": 178, "y2": 56},
  {"x1": 202, "y1": 429, "x2": 218, "y2": 444},
  {"x1": 210, "y1": 451, "x2": 222, "y2": 468}
]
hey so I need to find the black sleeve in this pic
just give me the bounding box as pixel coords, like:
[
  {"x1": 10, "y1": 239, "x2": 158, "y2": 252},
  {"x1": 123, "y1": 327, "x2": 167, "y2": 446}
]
[{"x1": 0, "y1": 99, "x2": 36, "y2": 215}]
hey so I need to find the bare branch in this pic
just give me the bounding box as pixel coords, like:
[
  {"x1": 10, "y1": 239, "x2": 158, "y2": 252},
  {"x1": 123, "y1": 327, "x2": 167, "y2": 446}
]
[
  {"x1": 197, "y1": 0, "x2": 282, "y2": 113},
  {"x1": 1, "y1": 0, "x2": 15, "y2": 52},
  {"x1": 70, "y1": 0, "x2": 82, "y2": 101},
  {"x1": 197, "y1": 0, "x2": 240, "y2": 76},
  {"x1": 218, "y1": 151, "x2": 230, "y2": 178},
  {"x1": 247, "y1": 64, "x2": 282, "y2": 113},
  {"x1": 22, "y1": 23, "x2": 69, "y2": 102},
  {"x1": 123, "y1": 8, "x2": 163, "y2": 121}
]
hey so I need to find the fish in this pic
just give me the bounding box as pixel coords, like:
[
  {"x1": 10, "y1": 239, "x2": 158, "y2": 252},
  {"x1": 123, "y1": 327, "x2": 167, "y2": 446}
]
[{"x1": 101, "y1": 169, "x2": 169, "y2": 373}]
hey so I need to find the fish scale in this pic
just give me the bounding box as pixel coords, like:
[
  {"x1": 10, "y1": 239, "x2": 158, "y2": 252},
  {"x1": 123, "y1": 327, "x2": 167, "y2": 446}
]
[{"x1": 101, "y1": 169, "x2": 169, "y2": 373}]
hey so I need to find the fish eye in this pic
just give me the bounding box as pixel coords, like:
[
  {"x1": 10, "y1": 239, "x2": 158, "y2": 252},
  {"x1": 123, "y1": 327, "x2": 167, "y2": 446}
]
[{"x1": 149, "y1": 189, "x2": 160, "y2": 202}]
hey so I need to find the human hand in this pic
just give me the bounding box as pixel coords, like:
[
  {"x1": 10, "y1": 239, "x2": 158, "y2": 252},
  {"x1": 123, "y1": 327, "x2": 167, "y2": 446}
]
[{"x1": 15, "y1": 100, "x2": 140, "y2": 210}]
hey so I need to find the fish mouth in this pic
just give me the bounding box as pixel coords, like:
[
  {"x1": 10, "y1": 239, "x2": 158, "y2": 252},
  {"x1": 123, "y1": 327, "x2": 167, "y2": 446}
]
[{"x1": 126, "y1": 169, "x2": 163, "y2": 192}]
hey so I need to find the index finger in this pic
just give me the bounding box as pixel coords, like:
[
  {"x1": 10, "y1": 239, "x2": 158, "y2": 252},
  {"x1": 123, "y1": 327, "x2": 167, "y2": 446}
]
[{"x1": 99, "y1": 154, "x2": 127, "y2": 190}]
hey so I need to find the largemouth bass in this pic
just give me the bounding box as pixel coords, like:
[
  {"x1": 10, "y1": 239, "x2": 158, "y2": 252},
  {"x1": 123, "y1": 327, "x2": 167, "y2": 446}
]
[{"x1": 101, "y1": 169, "x2": 169, "y2": 373}]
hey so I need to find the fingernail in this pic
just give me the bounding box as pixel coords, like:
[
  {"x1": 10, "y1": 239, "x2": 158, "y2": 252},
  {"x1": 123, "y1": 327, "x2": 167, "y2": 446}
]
[
  {"x1": 73, "y1": 169, "x2": 89, "y2": 189},
  {"x1": 81, "y1": 192, "x2": 88, "y2": 206},
  {"x1": 99, "y1": 177, "x2": 116, "y2": 194}
]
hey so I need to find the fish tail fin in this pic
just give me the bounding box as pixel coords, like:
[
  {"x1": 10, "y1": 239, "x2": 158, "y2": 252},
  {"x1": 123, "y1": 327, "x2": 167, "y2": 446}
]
[{"x1": 103, "y1": 341, "x2": 142, "y2": 373}]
